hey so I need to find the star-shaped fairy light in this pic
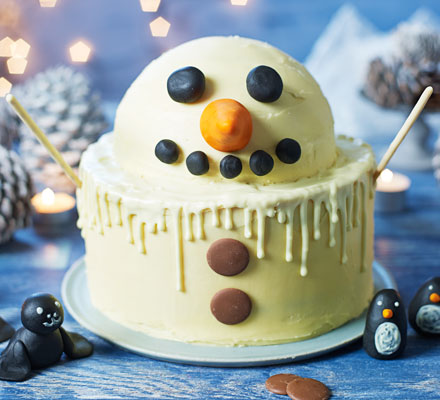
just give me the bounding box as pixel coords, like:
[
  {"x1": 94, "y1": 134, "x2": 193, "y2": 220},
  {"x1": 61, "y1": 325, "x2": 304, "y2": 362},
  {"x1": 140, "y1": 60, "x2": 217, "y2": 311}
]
[
  {"x1": 69, "y1": 40, "x2": 92, "y2": 63},
  {"x1": 39, "y1": 0, "x2": 57, "y2": 7},
  {"x1": 11, "y1": 38, "x2": 30, "y2": 58},
  {"x1": 7, "y1": 57, "x2": 28, "y2": 74},
  {"x1": 0, "y1": 77, "x2": 12, "y2": 97},
  {"x1": 149, "y1": 17, "x2": 170, "y2": 37},
  {"x1": 140, "y1": 0, "x2": 161, "y2": 12},
  {"x1": 0, "y1": 37, "x2": 14, "y2": 57},
  {"x1": 231, "y1": 0, "x2": 248, "y2": 5}
]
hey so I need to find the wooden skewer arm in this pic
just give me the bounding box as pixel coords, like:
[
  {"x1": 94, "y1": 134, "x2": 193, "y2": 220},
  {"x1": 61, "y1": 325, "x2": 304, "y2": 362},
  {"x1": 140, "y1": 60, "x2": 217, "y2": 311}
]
[
  {"x1": 374, "y1": 86, "x2": 433, "y2": 181},
  {"x1": 6, "y1": 94, "x2": 82, "y2": 188}
]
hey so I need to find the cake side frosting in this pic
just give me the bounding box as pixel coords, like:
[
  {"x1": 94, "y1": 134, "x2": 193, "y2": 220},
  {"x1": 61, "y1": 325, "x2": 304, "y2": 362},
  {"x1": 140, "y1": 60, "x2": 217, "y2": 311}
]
[
  {"x1": 77, "y1": 133, "x2": 375, "y2": 345},
  {"x1": 113, "y1": 36, "x2": 336, "y2": 184}
]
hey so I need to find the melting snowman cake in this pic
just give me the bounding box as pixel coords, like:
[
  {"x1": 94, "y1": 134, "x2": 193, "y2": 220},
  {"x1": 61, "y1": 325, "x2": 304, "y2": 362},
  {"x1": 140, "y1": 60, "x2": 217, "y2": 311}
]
[{"x1": 77, "y1": 36, "x2": 376, "y2": 345}]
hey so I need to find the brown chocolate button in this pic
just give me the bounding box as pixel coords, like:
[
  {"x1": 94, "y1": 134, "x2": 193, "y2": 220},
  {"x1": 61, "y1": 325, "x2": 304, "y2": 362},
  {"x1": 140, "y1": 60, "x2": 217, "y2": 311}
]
[
  {"x1": 210, "y1": 288, "x2": 252, "y2": 325},
  {"x1": 207, "y1": 238, "x2": 249, "y2": 276},
  {"x1": 286, "y1": 377, "x2": 331, "y2": 400},
  {"x1": 265, "y1": 373, "x2": 300, "y2": 395}
]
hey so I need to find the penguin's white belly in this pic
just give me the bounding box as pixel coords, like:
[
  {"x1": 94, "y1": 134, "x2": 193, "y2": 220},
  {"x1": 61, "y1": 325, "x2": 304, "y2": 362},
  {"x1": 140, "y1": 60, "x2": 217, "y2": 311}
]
[
  {"x1": 374, "y1": 322, "x2": 401, "y2": 355},
  {"x1": 416, "y1": 305, "x2": 440, "y2": 334}
]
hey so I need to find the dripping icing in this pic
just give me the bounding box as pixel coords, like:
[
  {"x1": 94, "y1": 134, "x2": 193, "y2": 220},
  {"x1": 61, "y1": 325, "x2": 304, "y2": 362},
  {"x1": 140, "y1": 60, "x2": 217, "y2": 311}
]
[{"x1": 76, "y1": 134, "x2": 375, "y2": 290}]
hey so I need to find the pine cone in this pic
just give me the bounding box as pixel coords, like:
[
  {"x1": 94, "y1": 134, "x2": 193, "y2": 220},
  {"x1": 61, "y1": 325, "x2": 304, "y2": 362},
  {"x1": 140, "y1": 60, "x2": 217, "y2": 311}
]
[
  {"x1": 364, "y1": 27, "x2": 440, "y2": 110},
  {"x1": 363, "y1": 58, "x2": 404, "y2": 108},
  {"x1": 0, "y1": 145, "x2": 33, "y2": 245},
  {"x1": 14, "y1": 66, "x2": 108, "y2": 193},
  {"x1": 0, "y1": 98, "x2": 20, "y2": 149}
]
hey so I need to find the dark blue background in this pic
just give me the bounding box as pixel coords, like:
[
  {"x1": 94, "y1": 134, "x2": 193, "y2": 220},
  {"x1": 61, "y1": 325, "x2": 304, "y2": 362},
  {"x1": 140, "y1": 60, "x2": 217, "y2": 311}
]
[{"x1": 1, "y1": 0, "x2": 440, "y2": 100}]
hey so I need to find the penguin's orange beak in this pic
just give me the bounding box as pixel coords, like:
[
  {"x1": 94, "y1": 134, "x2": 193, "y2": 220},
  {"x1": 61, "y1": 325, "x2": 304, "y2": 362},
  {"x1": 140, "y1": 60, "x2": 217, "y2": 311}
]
[
  {"x1": 382, "y1": 309, "x2": 393, "y2": 319},
  {"x1": 430, "y1": 293, "x2": 440, "y2": 303}
]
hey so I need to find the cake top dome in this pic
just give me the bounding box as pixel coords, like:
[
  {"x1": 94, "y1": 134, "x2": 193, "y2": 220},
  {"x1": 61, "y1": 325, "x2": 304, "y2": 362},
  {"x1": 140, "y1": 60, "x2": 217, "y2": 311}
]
[{"x1": 114, "y1": 36, "x2": 336, "y2": 184}]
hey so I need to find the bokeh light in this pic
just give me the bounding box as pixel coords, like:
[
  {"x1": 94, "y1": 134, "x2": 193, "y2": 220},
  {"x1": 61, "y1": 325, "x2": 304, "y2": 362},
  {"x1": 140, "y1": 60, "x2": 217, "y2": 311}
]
[
  {"x1": 11, "y1": 38, "x2": 30, "y2": 58},
  {"x1": 149, "y1": 17, "x2": 171, "y2": 37},
  {"x1": 140, "y1": 0, "x2": 161, "y2": 12},
  {"x1": 231, "y1": 0, "x2": 248, "y2": 5},
  {"x1": 0, "y1": 37, "x2": 14, "y2": 57},
  {"x1": 39, "y1": 0, "x2": 58, "y2": 7},
  {"x1": 0, "y1": 77, "x2": 12, "y2": 97},
  {"x1": 7, "y1": 57, "x2": 28, "y2": 74},
  {"x1": 69, "y1": 40, "x2": 92, "y2": 62}
]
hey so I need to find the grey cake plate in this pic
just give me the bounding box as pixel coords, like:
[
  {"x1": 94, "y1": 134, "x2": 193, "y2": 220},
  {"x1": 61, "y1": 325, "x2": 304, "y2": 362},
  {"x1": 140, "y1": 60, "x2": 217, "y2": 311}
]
[{"x1": 61, "y1": 258, "x2": 397, "y2": 367}]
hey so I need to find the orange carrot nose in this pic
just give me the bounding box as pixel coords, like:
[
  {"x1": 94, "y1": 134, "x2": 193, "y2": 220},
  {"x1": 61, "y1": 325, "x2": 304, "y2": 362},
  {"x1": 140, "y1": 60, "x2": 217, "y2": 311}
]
[
  {"x1": 430, "y1": 293, "x2": 440, "y2": 303},
  {"x1": 382, "y1": 309, "x2": 393, "y2": 319},
  {"x1": 200, "y1": 99, "x2": 252, "y2": 152}
]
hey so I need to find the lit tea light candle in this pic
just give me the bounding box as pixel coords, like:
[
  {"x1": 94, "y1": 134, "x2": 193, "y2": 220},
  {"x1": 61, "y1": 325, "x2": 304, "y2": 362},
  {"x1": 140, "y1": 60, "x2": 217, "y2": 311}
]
[
  {"x1": 31, "y1": 188, "x2": 76, "y2": 228},
  {"x1": 375, "y1": 169, "x2": 411, "y2": 213}
]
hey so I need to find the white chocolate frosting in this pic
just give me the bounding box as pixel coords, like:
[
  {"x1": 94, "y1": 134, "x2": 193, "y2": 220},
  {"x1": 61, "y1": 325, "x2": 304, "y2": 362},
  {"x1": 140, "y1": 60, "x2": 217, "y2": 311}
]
[
  {"x1": 77, "y1": 133, "x2": 375, "y2": 345},
  {"x1": 114, "y1": 36, "x2": 336, "y2": 184},
  {"x1": 77, "y1": 36, "x2": 377, "y2": 346},
  {"x1": 80, "y1": 133, "x2": 374, "y2": 286}
]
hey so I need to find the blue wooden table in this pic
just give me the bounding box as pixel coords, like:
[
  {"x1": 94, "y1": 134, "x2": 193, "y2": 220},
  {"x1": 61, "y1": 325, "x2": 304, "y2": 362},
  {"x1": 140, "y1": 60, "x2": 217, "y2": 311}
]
[{"x1": 0, "y1": 167, "x2": 439, "y2": 399}]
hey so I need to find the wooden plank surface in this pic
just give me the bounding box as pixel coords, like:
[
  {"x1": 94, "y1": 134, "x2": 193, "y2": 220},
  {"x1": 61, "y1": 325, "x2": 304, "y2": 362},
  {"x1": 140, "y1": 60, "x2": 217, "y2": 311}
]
[{"x1": 0, "y1": 168, "x2": 439, "y2": 399}]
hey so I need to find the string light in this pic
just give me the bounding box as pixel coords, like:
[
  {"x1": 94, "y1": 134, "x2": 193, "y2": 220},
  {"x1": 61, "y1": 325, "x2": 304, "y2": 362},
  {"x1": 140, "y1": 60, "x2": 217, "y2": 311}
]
[
  {"x1": 69, "y1": 40, "x2": 92, "y2": 63},
  {"x1": 39, "y1": 0, "x2": 57, "y2": 7},
  {"x1": 140, "y1": 0, "x2": 161, "y2": 12},
  {"x1": 149, "y1": 17, "x2": 170, "y2": 37},
  {"x1": 0, "y1": 77, "x2": 12, "y2": 97},
  {"x1": 11, "y1": 38, "x2": 30, "y2": 58},
  {"x1": 231, "y1": 0, "x2": 248, "y2": 5},
  {"x1": 7, "y1": 57, "x2": 28, "y2": 74},
  {"x1": 0, "y1": 37, "x2": 14, "y2": 57}
]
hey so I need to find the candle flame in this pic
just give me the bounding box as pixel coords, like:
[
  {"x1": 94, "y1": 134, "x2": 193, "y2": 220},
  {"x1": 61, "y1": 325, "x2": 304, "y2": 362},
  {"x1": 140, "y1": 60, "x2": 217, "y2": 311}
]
[
  {"x1": 42, "y1": 188, "x2": 55, "y2": 205},
  {"x1": 379, "y1": 168, "x2": 393, "y2": 183}
]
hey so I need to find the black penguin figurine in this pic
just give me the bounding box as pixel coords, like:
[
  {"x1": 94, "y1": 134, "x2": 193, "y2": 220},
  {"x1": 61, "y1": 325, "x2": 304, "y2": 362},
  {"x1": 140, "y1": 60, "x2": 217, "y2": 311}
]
[
  {"x1": 0, "y1": 293, "x2": 93, "y2": 381},
  {"x1": 0, "y1": 317, "x2": 14, "y2": 343},
  {"x1": 409, "y1": 277, "x2": 440, "y2": 336},
  {"x1": 363, "y1": 289, "x2": 407, "y2": 359}
]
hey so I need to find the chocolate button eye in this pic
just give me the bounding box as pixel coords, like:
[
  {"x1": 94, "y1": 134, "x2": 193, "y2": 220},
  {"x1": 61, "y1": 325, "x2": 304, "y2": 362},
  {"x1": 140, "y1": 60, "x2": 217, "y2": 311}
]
[
  {"x1": 155, "y1": 139, "x2": 179, "y2": 164},
  {"x1": 249, "y1": 150, "x2": 274, "y2": 176},
  {"x1": 167, "y1": 66, "x2": 205, "y2": 103},
  {"x1": 186, "y1": 151, "x2": 209, "y2": 175},
  {"x1": 276, "y1": 138, "x2": 301, "y2": 164},
  {"x1": 210, "y1": 288, "x2": 252, "y2": 325},
  {"x1": 246, "y1": 65, "x2": 283, "y2": 103},
  {"x1": 207, "y1": 239, "x2": 249, "y2": 276},
  {"x1": 220, "y1": 155, "x2": 242, "y2": 179}
]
